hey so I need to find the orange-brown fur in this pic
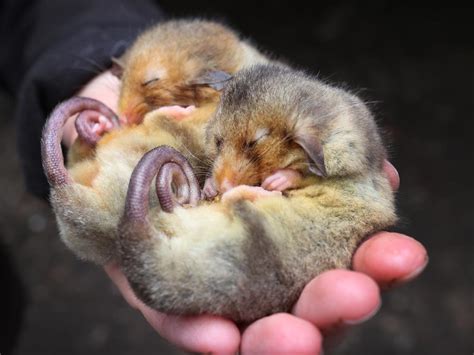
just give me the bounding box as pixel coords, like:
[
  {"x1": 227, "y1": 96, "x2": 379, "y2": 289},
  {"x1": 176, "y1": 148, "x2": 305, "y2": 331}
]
[
  {"x1": 211, "y1": 111, "x2": 309, "y2": 189},
  {"x1": 118, "y1": 19, "x2": 269, "y2": 123}
]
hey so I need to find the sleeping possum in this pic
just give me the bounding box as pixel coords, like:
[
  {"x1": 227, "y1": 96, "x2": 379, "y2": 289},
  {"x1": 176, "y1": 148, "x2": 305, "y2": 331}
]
[
  {"x1": 115, "y1": 19, "x2": 270, "y2": 124},
  {"x1": 117, "y1": 64, "x2": 397, "y2": 322}
]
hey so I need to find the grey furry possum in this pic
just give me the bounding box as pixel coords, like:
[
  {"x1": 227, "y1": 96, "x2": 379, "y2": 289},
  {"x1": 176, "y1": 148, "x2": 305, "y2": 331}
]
[
  {"x1": 117, "y1": 64, "x2": 397, "y2": 322},
  {"x1": 115, "y1": 19, "x2": 269, "y2": 124},
  {"x1": 205, "y1": 64, "x2": 387, "y2": 193}
]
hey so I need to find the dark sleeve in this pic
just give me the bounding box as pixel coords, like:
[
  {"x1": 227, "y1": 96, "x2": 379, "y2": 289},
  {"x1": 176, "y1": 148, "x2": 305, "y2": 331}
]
[{"x1": 0, "y1": 0, "x2": 165, "y2": 200}]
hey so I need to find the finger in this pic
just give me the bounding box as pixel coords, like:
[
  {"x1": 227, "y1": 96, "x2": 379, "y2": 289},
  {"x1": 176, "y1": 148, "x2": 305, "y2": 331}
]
[
  {"x1": 383, "y1": 160, "x2": 400, "y2": 191},
  {"x1": 77, "y1": 70, "x2": 120, "y2": 113},
  {"x1": 105, "y1": 263, "x2": 240, "y2": 353},
  {"x1": 292, "y1": 269, "x2": 380, "y2": 330},
  {"x1": 353, "y1": 232, "x2": 428, "y2": 289},
  {"x1": 104, "y1": 262, "x2": 142, "y2": 309},
  {"x1": 241, "y1": 313, "x2": 322, "y2": 354},
  {"x1": 140, "y1": 308, "x2": 240, "y2": 354}
]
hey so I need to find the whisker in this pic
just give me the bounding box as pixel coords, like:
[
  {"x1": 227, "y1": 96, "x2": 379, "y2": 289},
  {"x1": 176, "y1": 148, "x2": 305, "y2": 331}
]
[
  {"x1": 312, "y1": 101, "x2": 371, "y2": 122},
  {"x1": 72, "y1": 66, "x2": 104, "y2": 76},
  {"x1": 180, "y1": 144, "x2": 202, "y2": 164},
  {"x1": 71, "y1": 54, "x2": 109, "y2": 73},
  {"x1": 257, "y1": 133, "x2": 292, "y2": 158}
]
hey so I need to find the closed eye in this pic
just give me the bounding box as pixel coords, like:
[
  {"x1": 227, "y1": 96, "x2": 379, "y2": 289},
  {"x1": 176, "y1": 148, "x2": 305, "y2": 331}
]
[
  {"x1": 245, "y1": 128, "x2": 270, "y2": 150},
  {"x1": 244, "y1": 133, "x2": 269, "y2": 150},
  {"x1": 142, "y1": 78, "x2": 160, "y2": 87}
]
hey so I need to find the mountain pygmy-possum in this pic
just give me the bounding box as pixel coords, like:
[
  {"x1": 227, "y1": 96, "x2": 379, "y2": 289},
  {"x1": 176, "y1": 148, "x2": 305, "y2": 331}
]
[{"x1": 117, "y1": 64, "x2": 397, "y2": 322}]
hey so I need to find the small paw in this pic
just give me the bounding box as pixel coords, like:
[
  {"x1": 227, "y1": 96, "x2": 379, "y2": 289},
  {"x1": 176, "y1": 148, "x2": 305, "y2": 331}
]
[
  {"x1": 156, "y1": 105, "x2": 196, "y2": 121},
  {"x1": 75, "y1": 110, "x2": 118, "y2": 146},
  {"x1": 92, "y1": 115, "x2": 115, "y2": 135},
  {"x1": 222, "y1": 185, "x2": 282, "y2": 204},
  {"x1": 261, "y1": 169, "x2": 302, "y2": 191},
  {"x1": 202, "y1": 177, "x2": 218, "y2": 200}
]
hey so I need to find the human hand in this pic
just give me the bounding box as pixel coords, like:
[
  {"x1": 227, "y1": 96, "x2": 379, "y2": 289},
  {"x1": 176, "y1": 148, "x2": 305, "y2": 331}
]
[
  {"x1": 105, "y1": 161, "x2": 427, "y2": 354},
  {"x1": 74, "y1": 72, "x2": 427, "y2": 354}
]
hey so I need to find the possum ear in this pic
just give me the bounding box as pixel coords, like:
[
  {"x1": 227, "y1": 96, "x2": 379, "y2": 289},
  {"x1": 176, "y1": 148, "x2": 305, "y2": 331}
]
[
  {"x1": 191, "y1": 70, "x2": 233, "y2": 91},
  {"x1": 110, "y1": 57, "x2": 125, "y2": 79},
  {"x1": 294, "y1": 133, "x2": 327, "y2": 177}
]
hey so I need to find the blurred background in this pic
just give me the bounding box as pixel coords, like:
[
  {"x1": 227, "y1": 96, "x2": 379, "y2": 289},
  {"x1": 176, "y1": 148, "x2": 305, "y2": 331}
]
[{"x1": 0, "y1": 2, "x2": 472, "y2": 354}]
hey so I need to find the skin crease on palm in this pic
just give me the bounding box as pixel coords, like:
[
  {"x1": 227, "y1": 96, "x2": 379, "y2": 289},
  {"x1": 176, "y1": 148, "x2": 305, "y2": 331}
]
[{"x1": 62, "y1": 71, "x2": 428, "y2": 354}]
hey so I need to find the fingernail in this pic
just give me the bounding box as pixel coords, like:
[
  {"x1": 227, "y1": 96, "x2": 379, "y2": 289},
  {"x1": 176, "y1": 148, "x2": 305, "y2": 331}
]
[
  {"x1": 399, "y1": 254, "x2": 429, "y2": 283},
  {"x1": 381, "y1": 252, "x2": 429, "y2": 290},
  {"x1": 386, "y1": 161, "x2": 398, "y2": 178},
  {"x1": 343, "y1": 300, "x2": 382, "y2": 325},
  {"x1": 384, "y1": 160, "x2": 400, "y2": 190}
]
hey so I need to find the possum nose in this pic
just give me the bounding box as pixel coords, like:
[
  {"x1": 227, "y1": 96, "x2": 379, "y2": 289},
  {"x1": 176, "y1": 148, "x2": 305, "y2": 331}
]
[
  {"x1": 120, "y1": 100, "x2": 146, "y2": 124},
  {"x1": 123, "y1": 110, "x2": 142, "y2": 124},
  {"x1": 220, "y1": 178, "x2": 236, "y2": 193}
]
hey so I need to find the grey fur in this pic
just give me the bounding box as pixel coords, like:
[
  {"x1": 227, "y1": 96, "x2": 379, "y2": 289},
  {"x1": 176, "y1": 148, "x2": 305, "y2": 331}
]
[{"x1": 207, "y1": 64, "x2": 387, "y2": 178}]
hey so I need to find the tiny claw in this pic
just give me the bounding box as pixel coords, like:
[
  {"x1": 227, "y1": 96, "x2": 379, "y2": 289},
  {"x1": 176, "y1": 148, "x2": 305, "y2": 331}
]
[
  {"x1": 202, "y1": 177, "x2": 218, "y2": 200},
  {"x1": 261, "y1": 169, "x2": 303, "y2": 191},
  {"x1": 155, "y1": 105, "x2": 196, "y2": 121},
  {"x1": 222, "y1": 185, "x2": 282, "y2": 204},
  {"x1": 75, "y1": 109, "x2": 119, "y2": 146}
]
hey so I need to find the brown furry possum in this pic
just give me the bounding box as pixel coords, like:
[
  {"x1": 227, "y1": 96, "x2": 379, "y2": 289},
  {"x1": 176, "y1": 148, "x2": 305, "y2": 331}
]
[
  {"x1": 117, "y1": 64, "x2": 397, "y2": 323},
  {"x1": 42, "y1": 97, "x2": 215, "y2": 264},
  {"x1": 115, "y1": 19, "x2": 269, "y2": 124},
  {"x1": 68, "y1": 19, "x2": 269, "y2": 165}
]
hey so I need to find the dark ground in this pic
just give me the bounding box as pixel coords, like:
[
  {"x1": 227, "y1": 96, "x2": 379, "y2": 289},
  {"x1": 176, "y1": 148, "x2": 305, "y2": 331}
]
[{"x1": 1, "y1": 3, "x2": 472, "y2": 355}]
